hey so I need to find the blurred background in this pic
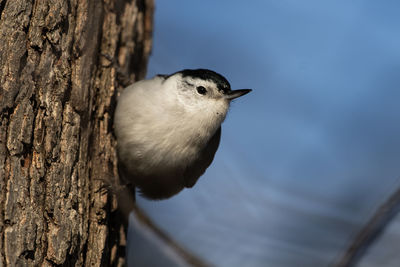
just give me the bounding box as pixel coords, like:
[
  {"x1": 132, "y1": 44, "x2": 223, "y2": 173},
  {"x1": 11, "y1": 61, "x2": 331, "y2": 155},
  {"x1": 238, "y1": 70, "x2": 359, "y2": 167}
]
[{"x1": 128, "y1": 1, "x2": 400, "y2": 266}]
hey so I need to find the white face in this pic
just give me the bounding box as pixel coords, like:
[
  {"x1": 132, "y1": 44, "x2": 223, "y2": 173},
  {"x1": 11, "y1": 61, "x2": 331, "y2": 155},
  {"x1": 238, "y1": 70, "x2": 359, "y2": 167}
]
[
  {"x1": 174, "y1": 74, "x2": 229, "y2": 107},
  {"x1": 164, "y1": 73, "x2": 231, "y2": 129}
]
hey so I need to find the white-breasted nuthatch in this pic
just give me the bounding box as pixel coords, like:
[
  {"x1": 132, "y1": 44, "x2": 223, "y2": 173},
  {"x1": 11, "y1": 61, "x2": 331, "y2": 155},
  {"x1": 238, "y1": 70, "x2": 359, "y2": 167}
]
[{"x1": 114, "y1": 69, "x2": 251, "y2": 200}]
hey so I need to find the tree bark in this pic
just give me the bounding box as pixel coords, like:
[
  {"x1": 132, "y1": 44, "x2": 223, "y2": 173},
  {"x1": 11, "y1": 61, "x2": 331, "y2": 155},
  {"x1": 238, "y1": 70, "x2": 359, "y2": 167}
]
[{"x1": 0, "y1": 0, "x2": 153, "y2": 265}]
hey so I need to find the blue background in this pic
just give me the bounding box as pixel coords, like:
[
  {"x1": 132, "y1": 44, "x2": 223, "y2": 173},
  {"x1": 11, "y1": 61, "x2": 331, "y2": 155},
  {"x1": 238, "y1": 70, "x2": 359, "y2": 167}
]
[{"x1": 129, "y1": 1, "x2": 400, "y2": 266}]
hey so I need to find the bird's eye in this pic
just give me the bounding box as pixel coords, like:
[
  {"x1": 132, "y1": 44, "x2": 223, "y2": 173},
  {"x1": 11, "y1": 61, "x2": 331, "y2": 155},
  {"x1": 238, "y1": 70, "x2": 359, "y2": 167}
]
[{"x1": 196, "y1": 86, "x2": 207, "y2": 95}]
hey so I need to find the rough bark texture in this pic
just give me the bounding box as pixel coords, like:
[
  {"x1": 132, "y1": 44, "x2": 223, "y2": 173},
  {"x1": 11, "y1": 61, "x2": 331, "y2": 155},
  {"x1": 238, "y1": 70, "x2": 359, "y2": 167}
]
[{"x1": 0, "y1": 0, "x2": 153, "y2": 265}]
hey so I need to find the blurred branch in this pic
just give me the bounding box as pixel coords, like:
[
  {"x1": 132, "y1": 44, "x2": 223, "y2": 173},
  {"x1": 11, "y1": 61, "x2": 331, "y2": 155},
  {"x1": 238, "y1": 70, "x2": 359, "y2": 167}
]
[
  {"x1": 336, "y1": 185, "x2": 400, "y2": 267},
  {"x1": 132, "y1": 205, "x2": 211, "y2": 267}
]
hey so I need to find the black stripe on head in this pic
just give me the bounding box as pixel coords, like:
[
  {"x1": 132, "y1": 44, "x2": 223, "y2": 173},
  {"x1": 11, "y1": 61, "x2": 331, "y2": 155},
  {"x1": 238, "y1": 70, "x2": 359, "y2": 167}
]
[{"x1": 178, "y1": 69, "x2": 231, "y2": 94}]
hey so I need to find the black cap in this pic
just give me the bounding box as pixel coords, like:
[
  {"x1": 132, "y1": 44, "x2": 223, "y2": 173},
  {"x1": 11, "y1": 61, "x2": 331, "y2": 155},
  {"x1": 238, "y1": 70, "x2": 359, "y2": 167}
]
[{"x1": 178, "y1": 69, "x2": 232, "y2": 94}]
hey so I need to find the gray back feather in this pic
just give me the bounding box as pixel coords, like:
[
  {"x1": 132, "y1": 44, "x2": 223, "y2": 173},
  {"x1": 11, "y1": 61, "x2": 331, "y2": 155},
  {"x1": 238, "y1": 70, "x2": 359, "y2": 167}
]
[{"x1": 184, "y1": 127, "x2": 221, "y2": 188}]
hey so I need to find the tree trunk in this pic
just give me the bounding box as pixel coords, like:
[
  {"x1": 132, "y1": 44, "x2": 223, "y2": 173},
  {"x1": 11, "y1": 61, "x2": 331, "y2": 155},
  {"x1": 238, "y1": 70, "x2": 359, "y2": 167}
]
[{"x1": 0, "y1": 0, "x2": 153, "y2": 265}]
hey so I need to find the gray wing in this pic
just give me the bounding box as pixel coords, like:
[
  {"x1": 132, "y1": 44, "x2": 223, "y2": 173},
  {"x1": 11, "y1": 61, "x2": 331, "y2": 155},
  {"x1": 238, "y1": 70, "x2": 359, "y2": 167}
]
[{"x1": 183, "y1": 127, "x2": 221, "y2": 188}]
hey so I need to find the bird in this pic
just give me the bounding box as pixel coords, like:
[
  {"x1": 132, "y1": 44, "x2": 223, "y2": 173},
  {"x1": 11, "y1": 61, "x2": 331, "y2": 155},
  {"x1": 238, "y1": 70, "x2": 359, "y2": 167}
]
[{"x1": 114, "y1": 69, "x2": 251, "y2": 200}]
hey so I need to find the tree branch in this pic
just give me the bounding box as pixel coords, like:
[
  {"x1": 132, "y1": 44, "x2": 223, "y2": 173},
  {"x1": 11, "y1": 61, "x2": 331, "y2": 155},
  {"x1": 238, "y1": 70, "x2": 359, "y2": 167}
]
[{"x1": 336, "y1": 185, "x2": 400, "y2": 267}]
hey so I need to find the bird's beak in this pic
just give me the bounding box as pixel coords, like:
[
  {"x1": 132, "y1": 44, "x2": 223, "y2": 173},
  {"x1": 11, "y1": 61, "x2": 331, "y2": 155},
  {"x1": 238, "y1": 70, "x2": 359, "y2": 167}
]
[{"x1": 225, "y1": 89, "x2": 252, "y2": 100}]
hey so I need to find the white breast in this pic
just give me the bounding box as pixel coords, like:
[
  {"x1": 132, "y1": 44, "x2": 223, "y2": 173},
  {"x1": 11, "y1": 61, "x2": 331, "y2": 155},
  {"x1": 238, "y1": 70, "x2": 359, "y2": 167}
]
[{"x1": 114, "y1": 77, "x2": 227, "y2": 177}]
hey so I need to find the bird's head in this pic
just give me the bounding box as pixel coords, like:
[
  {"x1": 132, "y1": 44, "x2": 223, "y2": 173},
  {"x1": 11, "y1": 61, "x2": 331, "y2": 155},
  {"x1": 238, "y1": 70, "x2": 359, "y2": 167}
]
[{"x1": 159, "y1": 69, "x2": 251, "y2": 114}]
